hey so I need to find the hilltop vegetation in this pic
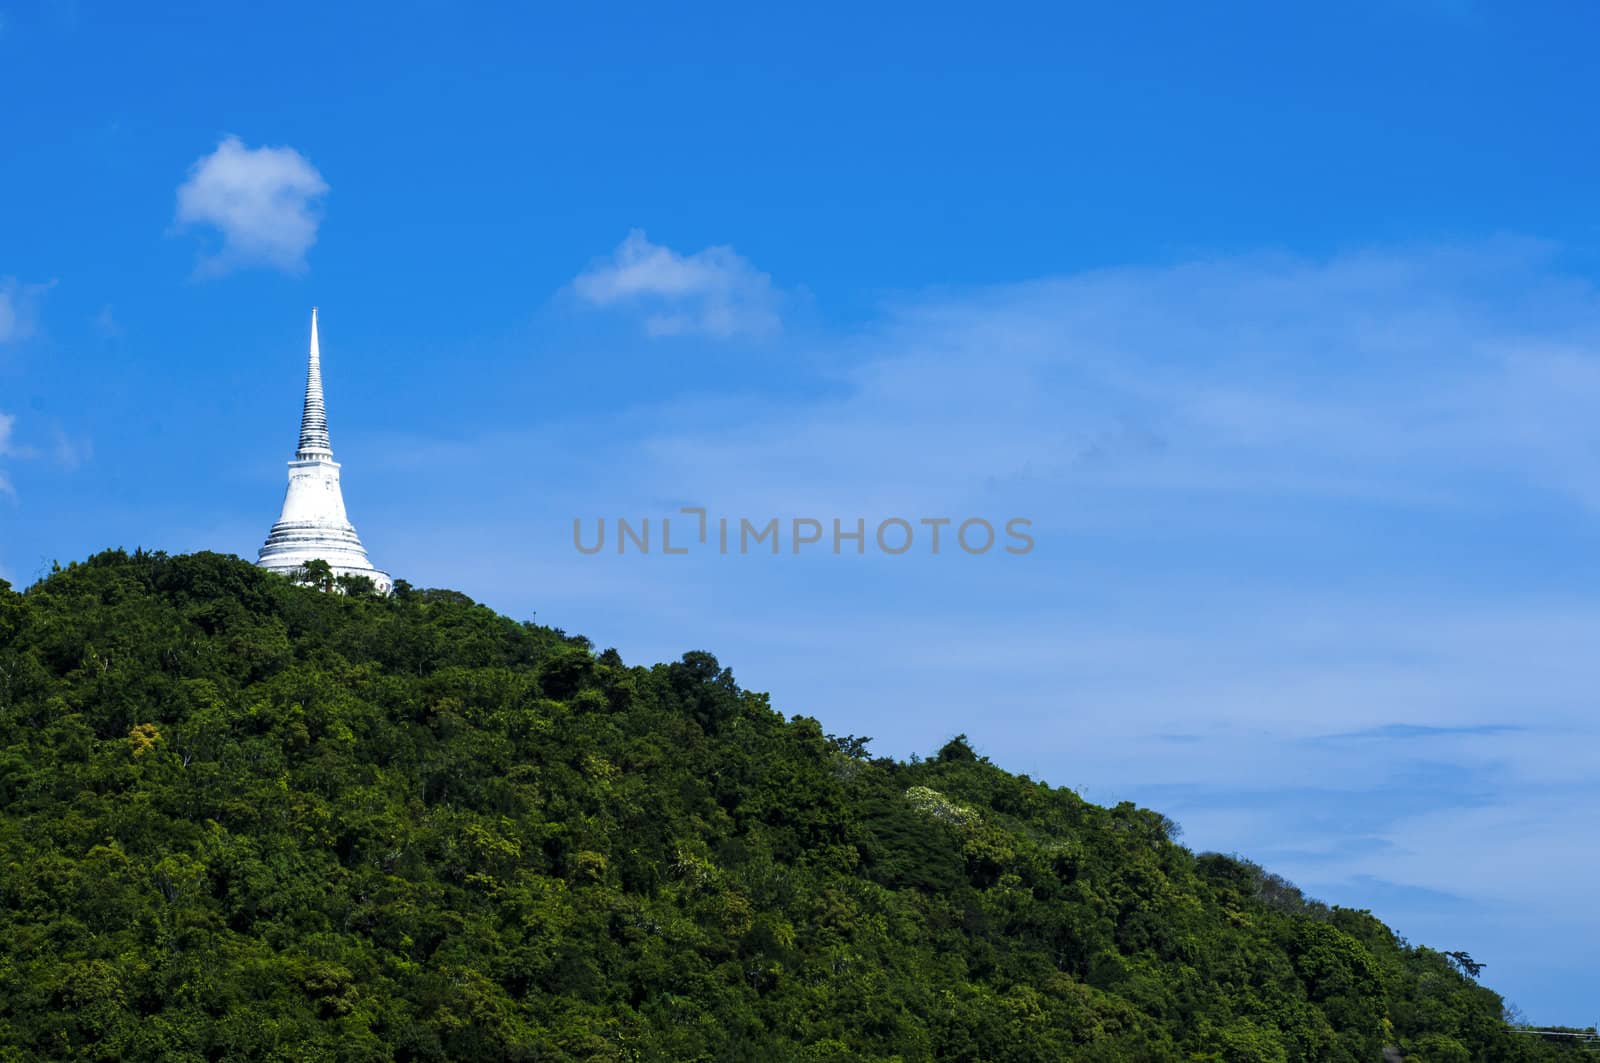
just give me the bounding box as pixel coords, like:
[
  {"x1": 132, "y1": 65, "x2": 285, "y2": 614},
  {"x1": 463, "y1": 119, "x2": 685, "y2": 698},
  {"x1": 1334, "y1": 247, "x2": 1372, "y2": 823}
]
[{"x1": 0, "y1": 550, "x2": 1580, "y2": 1060}]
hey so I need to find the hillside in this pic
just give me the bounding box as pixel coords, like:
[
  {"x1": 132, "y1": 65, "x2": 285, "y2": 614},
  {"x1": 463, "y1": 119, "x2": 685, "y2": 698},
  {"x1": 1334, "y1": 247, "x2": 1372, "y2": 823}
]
[{"x1": 0, "y1": 550, "x2": 1579, "y2": 1061}]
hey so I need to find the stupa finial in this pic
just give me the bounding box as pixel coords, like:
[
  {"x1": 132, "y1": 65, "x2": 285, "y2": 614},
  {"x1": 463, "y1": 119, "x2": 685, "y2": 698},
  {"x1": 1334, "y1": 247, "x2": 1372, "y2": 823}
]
[{"x1": 297, "y1": 307, "x2": 330, "y2": 458}]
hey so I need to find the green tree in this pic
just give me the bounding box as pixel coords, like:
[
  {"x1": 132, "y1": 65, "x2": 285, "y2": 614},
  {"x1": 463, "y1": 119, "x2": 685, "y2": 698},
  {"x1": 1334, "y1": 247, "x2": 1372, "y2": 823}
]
[{"x1": 293, "y1": 557, "x2": 334, "y2": 592}]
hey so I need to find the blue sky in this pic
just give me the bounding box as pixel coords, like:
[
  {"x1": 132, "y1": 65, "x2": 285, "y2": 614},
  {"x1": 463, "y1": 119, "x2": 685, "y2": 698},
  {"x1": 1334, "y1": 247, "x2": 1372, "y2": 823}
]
[{"x1": 4, "y1": 0, "x2": 1600, "y2": 1023}]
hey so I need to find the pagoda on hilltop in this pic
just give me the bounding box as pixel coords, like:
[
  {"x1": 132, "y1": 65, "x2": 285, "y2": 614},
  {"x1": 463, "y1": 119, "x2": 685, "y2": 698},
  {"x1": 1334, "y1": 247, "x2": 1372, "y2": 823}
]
[{"x1": 256, "y1": 309, "x2": 393, "y2": 594}]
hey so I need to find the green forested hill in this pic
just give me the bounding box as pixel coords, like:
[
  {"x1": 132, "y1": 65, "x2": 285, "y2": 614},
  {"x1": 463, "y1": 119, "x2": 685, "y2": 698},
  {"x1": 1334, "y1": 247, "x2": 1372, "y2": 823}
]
[{"x1": 0, "y1": 550, "x2": 1579, "y2": 1061}]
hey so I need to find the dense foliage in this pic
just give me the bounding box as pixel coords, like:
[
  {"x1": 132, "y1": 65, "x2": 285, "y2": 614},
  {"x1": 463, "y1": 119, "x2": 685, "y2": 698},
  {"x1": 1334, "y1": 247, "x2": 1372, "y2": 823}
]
[{"x1": 0, "y1": 550, "x2": 1581, "y2": 1061}]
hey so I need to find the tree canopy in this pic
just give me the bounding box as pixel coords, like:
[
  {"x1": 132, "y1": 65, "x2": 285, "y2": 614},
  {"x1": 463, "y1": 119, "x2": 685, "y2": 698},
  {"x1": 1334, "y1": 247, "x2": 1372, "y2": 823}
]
[{"x1": 0, "y1": 550, "x2": 1582, "y2": 1061}]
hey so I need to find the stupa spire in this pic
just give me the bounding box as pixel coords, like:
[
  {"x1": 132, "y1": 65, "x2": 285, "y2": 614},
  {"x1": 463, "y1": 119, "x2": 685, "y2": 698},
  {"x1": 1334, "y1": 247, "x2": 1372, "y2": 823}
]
[{"x1": 297, "y1": 307, "x2": 331, "y2": 458}]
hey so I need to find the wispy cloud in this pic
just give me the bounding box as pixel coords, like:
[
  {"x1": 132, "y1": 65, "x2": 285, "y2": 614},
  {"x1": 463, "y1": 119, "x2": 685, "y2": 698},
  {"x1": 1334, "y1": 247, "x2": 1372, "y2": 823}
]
[
  {"x1": 93, "y1": 304, "x2": 123, "y2": 339},
  {"x1": 575, "y1": 242, "x2": 1600, "y2": 525},
  {"x1": 1317, "y1": 722, "x2": 1527, "y2": 742},
  {"x1": 0, "y1": 413, "x2": 90, "y2": 498},
  {"x1": 0, "y1": 292, "x2": 16, "y2": 346},
  {"x1": 175, "y1": 136, "x2": 328, "y2": 275},
  {"x1": 49, "y1": 425, "x2": 90, "y2": 471},
  {"x1": 0, "y1": 412, "x2": 17, "y2": 498},
  {"x1": 0, "y1": 278, "x2": 54, "y2": 344},
  {"x1": 572, "y1": 229, "x2": 782, "y2": 338}
]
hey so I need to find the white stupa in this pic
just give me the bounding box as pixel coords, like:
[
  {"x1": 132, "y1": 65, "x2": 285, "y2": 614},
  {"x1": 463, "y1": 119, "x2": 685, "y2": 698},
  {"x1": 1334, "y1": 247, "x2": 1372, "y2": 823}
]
[{"x1": 256, "y1": 309, "x2": 393, "y2": 594}]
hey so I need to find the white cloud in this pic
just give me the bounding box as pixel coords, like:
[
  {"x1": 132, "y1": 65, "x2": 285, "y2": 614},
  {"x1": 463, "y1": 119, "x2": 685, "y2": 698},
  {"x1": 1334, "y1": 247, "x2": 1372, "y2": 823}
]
[
  {"x1": 175, "y1": 136, "x2": 328, "y2": 274},
  {"x1": 573, "y1": 229, "x2": 782, "y2": 338}
]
